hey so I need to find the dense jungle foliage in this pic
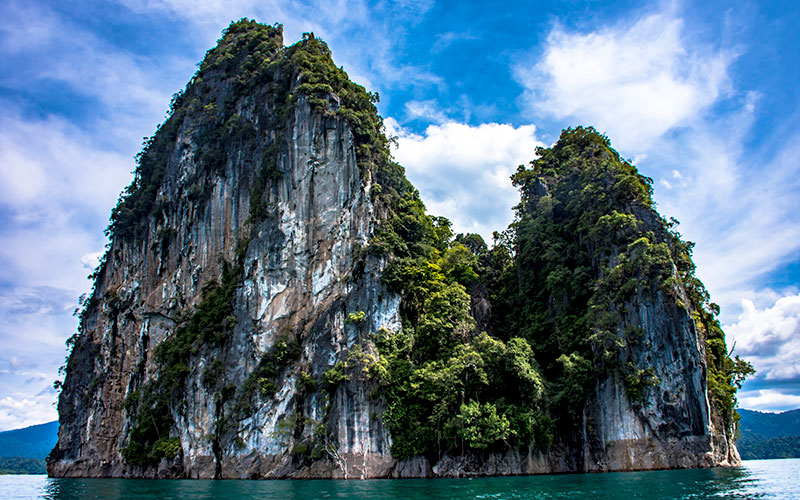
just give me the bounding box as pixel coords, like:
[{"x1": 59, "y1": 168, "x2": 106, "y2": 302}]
[
  {"x1": 491, "y1": 127, "x2": 753, "y2": 435},
  {"x1": 352, "y1": 126, "x2": 753, "y2": 460},
  {"x1": 63, "y1": 20, "x2": 752, "y2": 468}
]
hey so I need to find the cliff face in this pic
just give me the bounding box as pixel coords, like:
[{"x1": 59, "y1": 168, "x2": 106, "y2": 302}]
[
  {"x1": 49, "y1": 23, "x2": 399, "y2": 478},
  {"x1": 49, "y1": 21, "x2": 740, "y2": 479}
]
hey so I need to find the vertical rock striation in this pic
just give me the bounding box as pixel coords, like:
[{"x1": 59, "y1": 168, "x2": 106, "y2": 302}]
[
  {"x1": 49, "y1": 21, "x2": 743, "y2": 479},
  {"x1": 49, "y1": 22, "x2": 399, "y2": 478}
]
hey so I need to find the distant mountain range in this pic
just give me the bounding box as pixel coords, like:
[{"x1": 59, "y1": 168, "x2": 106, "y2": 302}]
[
  {"x1": 737, "y1": 409, "x2": 800, "y2": 460},
  {"x1": 0, "y1": 421, "x2": 58, "y2": 474}
]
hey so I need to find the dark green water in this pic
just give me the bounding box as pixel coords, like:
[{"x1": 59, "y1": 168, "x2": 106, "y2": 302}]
[{"x1": 2, "y1": 459, "x2": 798, "y2": 499}]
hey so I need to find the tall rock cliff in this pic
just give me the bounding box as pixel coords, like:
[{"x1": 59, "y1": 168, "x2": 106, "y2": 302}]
[
  {"x1": 489, "y1": 130, "x2": 744, "y2": 473},
  {"x1": 49, "y1": 20, "x2": 747, "y2": 479}
]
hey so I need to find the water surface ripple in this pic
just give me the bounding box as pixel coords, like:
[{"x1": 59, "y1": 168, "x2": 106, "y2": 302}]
[{"x1": 1, "y1": 459, "x2": 797, "y2": 499}]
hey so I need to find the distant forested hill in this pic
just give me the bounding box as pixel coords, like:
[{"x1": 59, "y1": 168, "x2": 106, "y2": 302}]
[
  {"x1": 0, "y1": 456, "x2": 47, "y2": 474},
  {"x1": 738, "y1": 409, "x2": 800, "y2": 460},
  {"x1": 0, "y1": 421, "x2": 58, "y2": 473}
]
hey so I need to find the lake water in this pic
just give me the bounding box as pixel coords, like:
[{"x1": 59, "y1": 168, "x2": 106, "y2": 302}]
[{"x1": 1, "y1": 459, "x2": 798, "y2": 499}]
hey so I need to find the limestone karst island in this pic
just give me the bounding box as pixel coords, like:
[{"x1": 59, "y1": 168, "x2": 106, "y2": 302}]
[{"x1": 48, "y1": 20, "x2": 752, "y2": 479}]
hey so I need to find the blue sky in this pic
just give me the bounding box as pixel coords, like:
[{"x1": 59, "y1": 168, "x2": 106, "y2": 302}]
[{"x1": 0, "y1": 0, "x2": 798, "y2": 430}]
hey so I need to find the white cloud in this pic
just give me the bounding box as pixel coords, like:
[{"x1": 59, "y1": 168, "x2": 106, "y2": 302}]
[
  {"x1": 509, "y1": 7, "x2": 800, "y2": 416},
  {"x1": 431, "y1": 31, "x2": 478, "y2": 53},
  {"x1": 0, "y1": 2, "x2": 189, "y2": 144},
  {"x1": 117, "y1": 0, "x2": 442, "y2": 109},
  {"x1": 738, "y1": 389, "x2": 800, "y2": 413},
  {"x1": 0, "y1": 285, "x2": 77, "y2": 431},
  {"x1": 514, "y1": 6, "x2": 800, "y2": 325},
  {"x1": 0, "y1": 1, "x2": 190, "y2": 431},
  {"x1": 81, "y1": 251, "x2": 105, "y2": 271},
  {"x1": 726, "y1": 293, "x2": 800, "y2": 382},
  {"x1": 0, "y1": 111, "x2": 131, "y2": 290},
  {"x1": 515, "y1": 11, "x2": 731, "y2": 151},
  {"x1": 404, "y1": 100, "x2": 450, "y2": 124},
  {"x1": 0, "y1": 392, "x2": 57, "y2": 431},
  {"x1": 387, "y1": 118, "x2": 543, "y2": 241},
  {"x1": 654, "y1": 116, "x2": 800, "y2": 320}
]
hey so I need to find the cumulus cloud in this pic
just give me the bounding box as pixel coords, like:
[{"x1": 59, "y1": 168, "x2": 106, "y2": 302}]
[
  {"x1": 404, "y1": 100, "x2": 451, "y2": 124},
  {"x1": 654, "y1": 109, "x2": 800, "y2": 321},
  {"x1": 515, "y1": 11, "x2": 731, "y2": 151},
  {"x1": 387, "y1": 118, "x2": 543, "y2": 240},
  {"x1": 0, "y1": 391, "x2": 57, "y2": 431},
  {"x1": 119, "y1": 0, "x2": 442, "y2": 104},
  {"x1": 738, "y1": 389, "x2": 800, "y2": 413},
  {"x1": 726, "y1": 293, "x2": 800, "y2": 384},
  {"x1": 514, "y1": 5, "x2": 800, "y2": 326},
  {"x1": 0, "y1": 111, "x2": 132, "y2": 290},
  {"x1": 81, "y1": 251, "x2": 105, "y2": 272},
  {"x1": 0, "y1": 1, "x2": 192, "y2": 430},
  {"x1": 510, "y1": 5, "x2": 800, "y2": 412}
]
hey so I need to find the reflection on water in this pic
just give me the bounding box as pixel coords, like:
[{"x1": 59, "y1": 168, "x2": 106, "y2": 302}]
[{"x1": 2, "y1": 459, "x2": 796, "y2": 500}]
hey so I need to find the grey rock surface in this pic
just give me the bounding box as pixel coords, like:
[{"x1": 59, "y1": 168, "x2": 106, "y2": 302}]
[{"x1": 48, "y1": 31, "x2": 737, "y2": 479}]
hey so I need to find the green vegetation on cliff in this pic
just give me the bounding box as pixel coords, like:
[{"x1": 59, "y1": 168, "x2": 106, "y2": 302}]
[
  {"x1": 107, "y1": 19, "x2": 402, "y2": 242},
  {"x1": 113, "y1": 19, "x2": 410, "y2": 468},
  {"x1": 357, "y1": 127, "x2": 752, "y2": 459},
  {"x1": 122, "y1": 246, "x2": 246, "y2": 466},
  {"x1": 60, "y1": 20, "x2": 752, "y2": 471},
  {"x1": 489, "y1": 127, "x2": 753, "y2": 432}
]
